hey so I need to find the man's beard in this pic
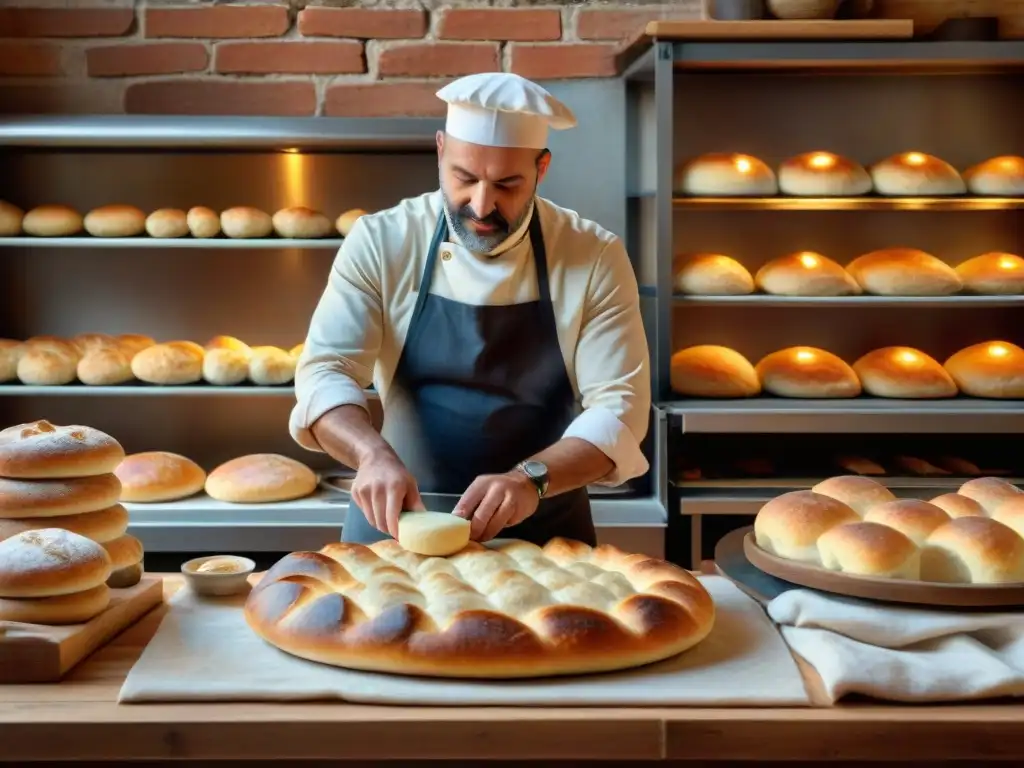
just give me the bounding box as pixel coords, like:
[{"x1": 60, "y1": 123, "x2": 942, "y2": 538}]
[{"x1": 442, "y1": 185, "x2": 535, "y2": 254}]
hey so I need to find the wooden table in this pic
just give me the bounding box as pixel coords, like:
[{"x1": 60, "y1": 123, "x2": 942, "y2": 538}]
[{"x1": 1, "y1": 574, "x2": 1023, "y2": 764}]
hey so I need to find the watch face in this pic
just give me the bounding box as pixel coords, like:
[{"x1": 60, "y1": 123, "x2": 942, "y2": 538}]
[{"x1": 522, "y1": 460, "x2": 547, "y2": 478}]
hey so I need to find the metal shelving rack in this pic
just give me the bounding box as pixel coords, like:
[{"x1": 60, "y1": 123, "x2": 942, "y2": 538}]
[{"x1": 624, "y1": 34, "x2": 1024, "y2": 567}]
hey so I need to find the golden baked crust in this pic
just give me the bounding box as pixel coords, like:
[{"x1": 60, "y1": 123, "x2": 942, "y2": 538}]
[
  {"x1": 245, "y1": 537, "x2": 716, "y2": 679},
  {"x1": 0, "y1": 420, "x2": 125, "y2": 479}
]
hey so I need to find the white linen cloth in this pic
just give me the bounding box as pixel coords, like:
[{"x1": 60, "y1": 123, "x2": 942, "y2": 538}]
[
  {"x1": 290, "y1": 190, "x2": 652, "y2": 487},
  {"x1": 118, "y1": 576, "x2": 810, "y2": 706},
  {"x1": 769, "y1": 588, "x2": 1024, "y2": 703}
]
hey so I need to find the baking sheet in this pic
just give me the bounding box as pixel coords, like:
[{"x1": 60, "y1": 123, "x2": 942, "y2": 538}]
[{"x1": 118, "y1": 576, "x2": 810, "y2": 707}]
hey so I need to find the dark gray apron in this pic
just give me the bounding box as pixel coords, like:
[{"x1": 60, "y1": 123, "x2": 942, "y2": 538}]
[{"x1": 342, "y1": 206, "x2": 595, "y2": 547}]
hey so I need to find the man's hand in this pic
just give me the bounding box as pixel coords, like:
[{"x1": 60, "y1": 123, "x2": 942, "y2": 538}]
[
  {"x1": 453, "y1": 470, "x2": 539, "y2": 542},
  {"x1": 351, "y1": 451, "x2": 424, "y2": 539}
]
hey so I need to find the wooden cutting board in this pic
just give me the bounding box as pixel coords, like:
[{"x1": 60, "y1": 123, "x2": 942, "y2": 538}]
[{"x1": 0, "y1": 576, "x2": 163, "y2": 683}]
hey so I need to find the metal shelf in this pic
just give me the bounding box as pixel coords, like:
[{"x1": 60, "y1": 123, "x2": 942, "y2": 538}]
[
  {"x1": 672, "y1": 196, "x2": 1024, "y2": 211},
  {"x1": 672, "y1": 294, "x2": 1024, "y2": 308},
  {"x1": 661, "y1": 398, "x2": 1024, "y2": 434},
  {"x1": 0, "y1": 237, "x2": 344, "y2": 249},
  {"x1": 0, "y1": 384, "x2": 379, "y2": 398}
]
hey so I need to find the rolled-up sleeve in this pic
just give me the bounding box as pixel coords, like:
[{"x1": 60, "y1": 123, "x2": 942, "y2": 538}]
[
  {"x1": 289, "y1": 218, "x2": 384, "y2": 452},
  {"x1": 562, "y1": 237, "x2": 652, "y2": 486}
]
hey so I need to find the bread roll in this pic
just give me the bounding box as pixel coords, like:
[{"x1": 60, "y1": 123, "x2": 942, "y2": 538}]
[
  {"x1": 248, "y1": 345, "x2": 296, "y2": 386},
  {"x1": 0, "y1": 474, "x2": 122, "y2": 518},
  {"x1": 71, "y1": 333, "x2": 117, "y2": 354},
  {"x1": 991, "y1": 496, "x2": 1024, "y2": 538},
  {"x1": 17, "y1": 345, "x2": 78, "y2": 385},
  {"x1": 168, "y1": 340, "x2": 205, "y2": 359},
  {"x1": 273, "y1": 207, "x2": 333, "y2": 239},
  {"x1": 116, "y1": 451, "x2": 206, "y2": 503},
  {"x1": 895, "y1": 456, "x2": 948, "y2": 477},
  {"x1": 26, "y1": 335, "x2": 80, "y2": 356},
  {"x1": 864, "y1": 499, "x2": 951, "y2": 546},
  {"x1": 204, "y1": 335, "x2": 251, "y2": 355},
  {"x1": 964, "y1": 155, "x2": 1024, "y2": 196},
  {"x1": 221, "y1": 206, "x2": 272, "y2": 239},
  {"x1": 922, "y1": 517, "x2": 1024, "y2": 584},
  {"x1": 755, "y1": 251, "x2": 860, "y2": 296},
  {"x1": 836, "y1": 455, "x2": 886, "y2": 476},
  {"x1": 852, "y1": 346, "x2": 957, "y2": 399},
  {"x1": 811, "y1": 475, "x2": 895, "y2": 515},
  {"x1": 0, "y1": 199, "x2": 24, "y2": 235},
  {"x1": 187, "y1": 206, "x2": 221, "y2": 238},
  {"x1": 958, "y1": 477, "x2": 1022, "y2": 515},
  {"x1": 929, "y1": 493, "x2": 985, "y2": 519},
  {"x1": 146, "y1": 208, "x2": 189, "y2": 238},
  {"x1": 753, "y1": 490, "x2": 860, "y2": 562},
  {"x1": 0, "y1": 339, "x2": 24, "y2": 383},
  {"x1": 116, "y1": 334, "x2": 156, "y2": 357},
  {"x1": 955, "y1": 252, "x2": 1024, "y2": 295},
  {"x1": 846, "y1": 248, "x2": 961, "y2": 296},
  {"x1": 203, "y1": 348, "x2": 250, "y2": 386},
  {"x1": 205, "y1": 454, "x2": 317, "y2": 503},
  {"x1": 944, "y1": 341, "x2": 1024, "y2": 399},
  {"x1": 935, "y1": 456, "x2": 982, "y2": 476},
  {"x1": 78, "y1": 346, "x2": 134, "y2": 386},
  {"x1": 131, "y1": 342, "x2": 203, "y2": 385},
  {"x1": 673, "y1": 253, "x2": 754, "y2": 296},
  {"x1": 870, "y1": 152, "x2": 966, "y2": 196},
  {"x1": 103, "y1": 533, "x2": 144, "y2": 588},
  {"x1": 674, "y1": 153, "x2": 778, "y2": 196},
  {"x1": 290, "y1": 343, "x2": 304, "y2": 358},
  {"x1": 669, "y1": 345, "x2": 760, "y2": 398},
  {"x1": 755, "y1": 346, "x2": 861, "y2": 398},
  {"x1": 83, "y1": 204, "x2": 146, "y2": 237},
  {"x1": 0, "y1": 420, "x2": 124, "y2": 479},
  {"x1": 0, "y1": 528, "x2": 112, "y2": 598},
  {"x1": 778, "y1": 152, "x2": 872, "y2": 196},
  {"x1": 22, "y1": 204, "x2": 83, "y2": 237},
  {"x1": 336, "y1": 208, "x2": 367, "y2": 236},
  {"x1": 0, "y1": 504, "x2": 128, "y2": 544},
  {"x1": 0, "y1": 582, "x2": 110, "y2": 624},
  {"x1": 817, "y1": 522, "x2": 921, "y2": 579},
  {"x1": 398, "y1": 511, "x2": 471, "y2": 556}
]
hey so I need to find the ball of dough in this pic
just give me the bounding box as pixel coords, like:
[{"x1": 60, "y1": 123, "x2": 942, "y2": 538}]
[
  {"x1": 955, "y1": 252, "x2": 1024, "y2": 295},
  {"x1": 669, "y1": 345, "x2": 760, "y2": 398},
  {"x1": 0, "y1": 420, "x2": 125, "y2": 479},
  {"x1": 146, "y1": 208, "x2": 189, "y2": 238},
  {"x1": 116, "y1": 451, "x2": 207, "y2": 503},
  {"x1": 22, "y1": 204, "x2": 83, "y2": 237},
  {"x1": 203, "y1": 348, "x2": 250, "y2": 386},
  {"x1": 205, "y1": 454, "x2": 317, "y2": 504},
  {"x1": 817, "y1": 521, "x2": 920, "y2": 579},
  {"x1": 846, "y1": 248, "x2": 961, "y2": 296},
  {"x1": 248, "y1": 346, "x2": 296, "y2": 386},
  {"x1": 755, "y1": 346, "x2": 861, "y2": 398},
  {"x1": 957, "y1": 477, "x2": 1023, "y2": 515},
  {"x1": 964, "y1": 155, "x2": 1024, "y2": 196},
  {"x1": 83, "y1": 205, "x2": 147, "y2": 237},
  {"x1": 273, "y1": 207, "x2": 333, "y2": 239},
  {"x1": 187, "y1": 206, "x2": 221, "y2": 238},
  {"x1": 673, "y1": 254, "x2": 754, "y2": 296},
  {"x1": 944, "y1": 341, "x2": 1024, "y2": 399},
  {"x1": 870, "y1": 152, "x2": 966, "y2": 196},
  {"x1": 777, "y1": 151, "x2": 872, "y2": 196},
  {"x1": 0, "y1": 200, "x2": 24, "y2": 236},
  {"x1": 811, "y1": 475, "x2": 895, "y2": 515},
  {"x1": 852, "y1": 346, "x2": 958, "y2": 399},
  {"x1": 221, "y1": 206, "x2": 272, "y2": 239},
  {"x1": 674, "y1": 153, "x2": 778, "y2": 196},
  {"x1": 921, "y1": 517, "x2": 1024, "y2": 584},
  {"x1": 754, "y1": 490, "x2": 860, "y2": 563},
  {"x1": 0, "y1": 528, "x2": 112, "y2": 598},
  {"x1": 398, "y1": 511, "x2": 471, "y2": 556},
  {"x1": 755, "y1": 251, "x2": 860, "y2": 296},
  {"x1": 336, "y1": 208, "x2": 368, "y2": 236},
  {"x1": 929, "y1": 493, "x2": 985, "y2": 519},
  {"x1": 863, "y1": 499, "x2": 951, "y2": 546},
  {"x1": 131, "y1": 342, "x2": 203, "y2": 385}
]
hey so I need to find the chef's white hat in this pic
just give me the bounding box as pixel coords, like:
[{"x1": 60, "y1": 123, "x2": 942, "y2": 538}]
[{"x1": 436, "y1": 72, "x2": 577, "y2": 150}]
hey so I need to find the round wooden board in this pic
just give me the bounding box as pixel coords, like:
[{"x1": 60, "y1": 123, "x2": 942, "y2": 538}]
[{"x1": 742, "y1": 531, "x2": 1024, "y2": 608}]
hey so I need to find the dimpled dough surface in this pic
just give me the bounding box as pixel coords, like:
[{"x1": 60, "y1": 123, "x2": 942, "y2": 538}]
[
  {"x1": 244, "y1": 537, "x2": 716, "y2": 679},
  {"x1": 397, "y1": 511, "x2": 471, "y2": 556}
]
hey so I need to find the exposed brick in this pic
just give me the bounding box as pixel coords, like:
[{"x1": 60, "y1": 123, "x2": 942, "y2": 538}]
[
  {"x1": 0, "y1": 82, "x2": 125, "y2": 115},
  {"x1": 125, "y1": 80, "x2": 316, "y2": 117},
  {"x1": 0, "y1": 42, "x2": 62, "y2": 76},
  {"x1": 325, "y1": 81, "x2": 449, "y2": 118},
  {"x1": 577, "y1": 8, "x2": 696, "y2": 41},
  {"x1": 0, "y1": 7, "x2": 133, "y2": 38},
  {"x1": 509, "y1": 43, "x2": 618, "y2": 79},
  {"x1": 145, "y1": 4, "x2": 289, "y2": 39},
  {"x1": 215, "y1": 41, "x2": 363, "y2": 75},
  {"x1": 437, "y1": 9, "x2": 561, "y2": 41},
  {"x1": 87, "y1": 43, "x2": 208, "y2": 77},
  {"x1": 298, "y1": 7, "x2": 427, "y2": 40},
  {"x1": 377, "y1": 42, "x2": 499, "y2": 78}
]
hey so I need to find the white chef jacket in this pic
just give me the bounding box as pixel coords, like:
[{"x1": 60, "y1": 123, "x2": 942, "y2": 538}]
[{"x1": 290, "y1": 189, "x2": 651, "y2": 487}]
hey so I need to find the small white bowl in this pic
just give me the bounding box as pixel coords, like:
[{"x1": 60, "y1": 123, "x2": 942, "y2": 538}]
[{"x1": 181, "y1": 555, "x2": 256, "y2": 596}]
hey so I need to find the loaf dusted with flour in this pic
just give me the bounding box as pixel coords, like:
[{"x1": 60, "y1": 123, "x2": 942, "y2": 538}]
[
  {"x1": 245, "y1": 537, "x2": 716, "y2": 678},
  {"x1": 0, "y1": 420, "x2": 124, "y2": 478}
]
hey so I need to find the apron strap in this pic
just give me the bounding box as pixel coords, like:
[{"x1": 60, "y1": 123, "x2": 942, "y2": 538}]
[{"x1": 408, "y1": 210, "x2": 449, "y2": 328}]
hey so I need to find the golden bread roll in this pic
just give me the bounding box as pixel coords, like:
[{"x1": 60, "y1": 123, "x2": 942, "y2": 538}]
[
  {"x1": 71, "y1": 333, "x2": 117, "y2": 354},
  {"x1": 131, "y1": 342, "x2": 203, "y2": 385},
  {"x1": 673, "y1": 253, "x2": 754, "y2": 296},
  {"x1": 817, "y1": 522, "x2": 920, "y2": 579},
  {"x1": 0, "y1": 528, "x2": 112, "y2": 598},
  {"x1": 669, "y1": 345, "x2": 760, "y2": 398},
  {"x1": 203, "y1": 348, "x2": 250, "y2": 386},
  {"x1": 935, "y1": 456, "x2": 982, "y2": 476},
  {"x1": 755, "y1": 346, "x2": 861, "y2": 398},
  {"x1": 992, "y1": 496, "x2": 1024, "y2": 537},
  {"x1": 17, "y1": 345, "x2": 78, "y2": 385},
  {"x1": 167, "y1": 340, "x2": 205, "y2": 359},
  {"x1": 929, "y1": 493, "x2": 985, "y2": 519},
  {"x1": 102, "y1": 533, "x2": 144, "y2": 588},
  {"x1": 811, "y1": 475, "x2": 895, "y2": 515},
  {"x1": 204, "y1": 335, "x2": 251, "y2": 355},
  {"x1": 0, "y1": 504, "x2": 128, "y2": 544},
  {"x1": 870, "y1": 152, "x2": 966, "y2": 196},
  {"x1": 852, "y1": 346, "x2": 957, "y2": 399},
  {"x1": 221, "y1": 206, "x2": 272, "y2": 239},
  {"x1": 964, "y1": 155, "x2": 1024, "y2": 196},
  {"x1": 0, "y1": 199, "x2": 24, "y2": 235},
  {"x1": 955, "y1": 252, "x2": 1024, "y2": 295},
  {"x1": 674, "y1": 153, "x2": 777, "y2": 196},
  {"x1": 836, "y1": 455, "x2": 886, "y2": 475},
  {"x1": 116, "y1": 451, "x2": 206, "y2": 503},
  {"x1": 205, "y1": 453, "x2": 317, "y2": 503},
  {"x1": 248, "y1": 345, "x2": 296, "y2": 386},
  {"x1": 777, "y1": 151, "x2": 872, "y2": 196},
  {"x1": 846, "y1": 248, "x2": 961, "y2": 296},
  {"x1": 0, "y1": 582, "x2": 110, "y2": 624},
  {"x1": 26, "y1": 334, "x2": 80, "y2": 354},
  {"x1": 22, "y1": 204, "x2": 83, "y2": 236},
  {"x1": 116, "y1": 333, "x2": 156, "y2": 357},
  {"x1": 77, "y1": 346, "x2": 134, "y2": 385},
  {"x1": 0, "y1": 420, "x2": 124, "y2": 479},
  {"x1": 108, "y1": 560, "x2": 144, "y2": 589},
  {"x1": 273, "y1": 206, "x2": 333, "y2": 239},
  {"x1": 290, "y1": 343, "x2": 304, "y2": 358},
  {"x1": 863, "y1": 499, "x2": 951, "y2": 546},
  {"x1": 894, "y1": 455, "x2": 948, "y2": 476},
  {"x1": 921, "y1": 517, "x2": 1024, "y2": 584},
  {"x1": 944, "y1": 341, "x2": 1024, "y2": 399},
  {"x1": 0, "y1": 339, "x2": 24, "y2": 383},
  {"x1": 145, "y1": 208, "x2": 189, "y2": 238},
  {"x1": 187, "y1": 206, "x2": 221, "y2": 238},
  {"x1": 83, "y1": 204, "x2": 147, "y2": 237},
  {"x1": 336, "y1": 208, "x2": 367, "y2": 236},
  {"x1": 755, "y1": 251, "x2": 860, "y2": 296},
  {"x1": 958, "y1": 477, "x2": 1023, "y2": 515},
  {"x1": 754, "y1": 490, "x2": 860, "y2": 563},
  {"x1": 0, "y1": 474, "x2": 122, "y2": 518}
]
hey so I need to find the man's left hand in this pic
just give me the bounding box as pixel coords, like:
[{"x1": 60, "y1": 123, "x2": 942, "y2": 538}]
[{"x1": 453, "y1": 470, "x2": 539, "y2": 542}]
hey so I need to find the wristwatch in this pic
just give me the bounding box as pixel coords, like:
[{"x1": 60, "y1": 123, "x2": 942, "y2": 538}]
[{"x1": 516, "y1": 460, "x2": 549, "y2": 499}]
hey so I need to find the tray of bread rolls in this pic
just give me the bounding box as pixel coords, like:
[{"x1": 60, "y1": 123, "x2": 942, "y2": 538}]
[{"x1": 745, "y1": 474, "x2": 1024, "y2": 607}]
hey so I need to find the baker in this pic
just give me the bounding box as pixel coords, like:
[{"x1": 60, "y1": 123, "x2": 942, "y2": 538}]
[{"x1": 290, "y1": 72, "x2": 650, "y2": 547}]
